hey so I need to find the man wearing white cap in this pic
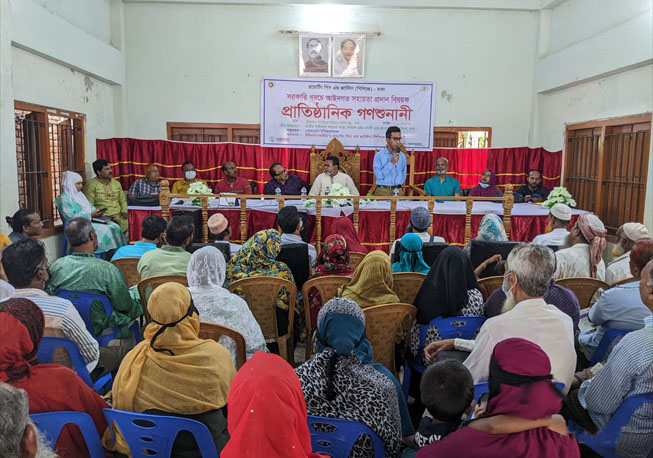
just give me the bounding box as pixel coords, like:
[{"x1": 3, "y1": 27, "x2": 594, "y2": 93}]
[
  {"x1": 605, "y1": 222, "x2": 650, "y2": 285},
  {"x1": 554, "y1": 213, "x2": 607, "y2": 281},
  {"x1": 208, "y1": 213, "x2": 241, "y2": 256},
  {"x1": 532, "y1": 203, "x2": 572, "y2": 246}
]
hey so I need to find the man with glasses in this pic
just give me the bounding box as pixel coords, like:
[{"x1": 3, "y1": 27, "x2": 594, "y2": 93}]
[
  {"x1": 263, "y1": 162, "x2": 308, "y2": 195},
  {"x1": 373, "y1": 126, "x2": 407, "y2": 196},
  {"x1": 424, "y1": 157, "x2": 462, "y2": 197}
]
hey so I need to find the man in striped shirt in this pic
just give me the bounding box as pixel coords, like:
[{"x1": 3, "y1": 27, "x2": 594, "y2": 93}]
[{"x1": 1, "y1": 239, "x2": 123, "y2": 378}]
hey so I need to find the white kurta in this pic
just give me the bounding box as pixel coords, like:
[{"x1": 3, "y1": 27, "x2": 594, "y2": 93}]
[
  {"x1": 605, "y1": 251, "x2": 632, "y2": 285},
  {"x1": 532, "y1": 228, "x2": 570, "y2": 246},
  {"x1": 309, "y1": 171, "x2": 359, "y2": 196},
  {"x1": 554, "y1": 243, "x2": 606, "y2": 281}
]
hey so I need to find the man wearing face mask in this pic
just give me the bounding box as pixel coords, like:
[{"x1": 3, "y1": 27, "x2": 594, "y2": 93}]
[
  {"x1": 606, "y1": 222, "x2": 650, "y2": 285},
  {"x1": 171, "y1": 161, "x2": 209, "y2": 195},
  {"x1": 424, "y1": 244, "x2": 576, "y2": 394},
  {"x1": 424, "y1": 157, "x2": 461, "y2": 197}
]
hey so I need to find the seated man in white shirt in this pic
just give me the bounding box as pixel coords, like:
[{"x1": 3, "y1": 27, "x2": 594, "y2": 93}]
[
  {"x1": 532, "y1": 203, "x2": 571, "y2": 246},
  {"x1": 309, "y1": 155, "x2": 359, "y2": 196},
  {"x1": 2, "y1": 238, "x2": 127, "y2": 378},
  {"x1": 424, "y1": 243, "x2": 576, "y2": 393},
  {"x1": 277, "y1": 205, "x2": 317, "y2": 266},
  {"x1": 389, "y1": 206, "x2": 446, "y2": 258},
  {"x1": 554, "y1": 213, "x2": 607, "y2": 281},
  {"x1": 207, "y1": 213, "x2": 241, "y2": 256},
  {"x1": 606, "y1": 222, "x2": 650, "y2": 285}
]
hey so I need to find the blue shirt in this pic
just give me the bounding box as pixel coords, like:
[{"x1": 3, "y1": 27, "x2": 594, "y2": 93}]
[
  {"x1": 424, "y1": 175, "x2": 461, "y2": 197},
  {"x1": 373, "y1": 147, "x2": 406, "y2": 187},
  {"x1": 110, "y1": 241, "x2": 157, "y2": 261},
  {"x1": 578, "y1": 281, "x2": 652, "y2": 360}
]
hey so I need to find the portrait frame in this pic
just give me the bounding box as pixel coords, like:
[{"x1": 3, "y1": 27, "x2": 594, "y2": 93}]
[
  {"x1": 299, "y1": 34, "x2": 332, "y2": 77},
  {"x1": 332, "y1": 34, "x2": 365, "y2": 78}
]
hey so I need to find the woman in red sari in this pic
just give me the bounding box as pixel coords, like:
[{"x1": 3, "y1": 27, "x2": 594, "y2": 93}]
[
  {"x1": 307, "y1": 234, "x2": 353, "y2": 328},
  {"x1": 0, "y1": 298, "x2": 109, "y2": 458},
  {"x1": 330, "y1": 216, "x2": 367, "y2": 254}
]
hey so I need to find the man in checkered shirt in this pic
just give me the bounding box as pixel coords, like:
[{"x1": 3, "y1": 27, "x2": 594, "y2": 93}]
[{"x1": 128, "y1": 163, "x2": 160, "y2": 198}]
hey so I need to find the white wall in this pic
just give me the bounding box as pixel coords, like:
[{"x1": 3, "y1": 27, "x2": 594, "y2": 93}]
[{"x1": 123, "y1": 3, "x2": 538, "y2": 147}]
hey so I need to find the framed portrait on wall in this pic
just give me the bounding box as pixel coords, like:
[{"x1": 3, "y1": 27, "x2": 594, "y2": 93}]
[
  {"x1": 299, "y1": 34, "x2": 331, "y2": 77},
  {"x1": 332, "y1": 34, "x2": 365, "y2": 78}
]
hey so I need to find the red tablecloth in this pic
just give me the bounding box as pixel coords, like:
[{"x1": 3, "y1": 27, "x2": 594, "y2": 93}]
[{"x1": 128, "y1": 207, "x2": 577, "y2": 252}]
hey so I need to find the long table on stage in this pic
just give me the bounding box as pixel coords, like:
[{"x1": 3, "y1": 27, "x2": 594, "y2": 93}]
[{"x1": 128, "y1": 201, "x2": 585, "y2": 251}]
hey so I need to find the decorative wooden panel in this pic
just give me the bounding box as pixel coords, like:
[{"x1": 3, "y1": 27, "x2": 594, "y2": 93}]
[{"x1": 167, "y1": 122, "x2": 259, "y2": 144}]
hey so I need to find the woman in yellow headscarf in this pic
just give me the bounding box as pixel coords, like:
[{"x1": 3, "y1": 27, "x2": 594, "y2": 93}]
[
  {"x1": 103, "y1": 282, "x2": 236, "y2": 455},
  {"x1": 338, "y1": 250, "x2": 399, "y2": 308}
]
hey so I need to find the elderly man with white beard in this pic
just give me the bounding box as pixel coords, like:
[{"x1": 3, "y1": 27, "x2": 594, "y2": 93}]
[
  {"x1": 424, "y1": 243, "x2": 576, "y2": 394},
  {"x1": 0, "y1": 382, "x2": 58, "y2": 458},
  {"x1": 606, "y1": 222, "x2": 650, "y2": 285}
]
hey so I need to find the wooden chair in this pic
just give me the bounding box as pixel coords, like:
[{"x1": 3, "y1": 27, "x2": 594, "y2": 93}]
[
  {"x1": 310, "y1": 138, "x2": 361, "y2": 191},
  {"x1": 227, "y1": 277, "x2": 297, "y2": 366},
  {"x1": 348, "y1": 252, "x2": 366, "y2": 271},
  {"x1": 137, "y1": 275, "x2": 188, "y2": 324},
  {"x1": 198, "y1": 322, "x2": 247, "y2": 369},
  {"x1": 363, "y1": 303, "x2": 417, "y2": 379},
  {"x1": 391, "y1": 272, "x2": 426, "y2": 305},
  {"x1": 611, "y1": 276, "x2": 636, "y2": 287},
  {"x1": 301, "y1": 275, "x2": 352, "y2": 360},
  {"x1": 477, "y1": 275, "x2": 505, "y2": 300},
  {"x1": 556, "y1": 277, "x2": 611, "y2": 309},
  {"x1": 111, "y1": 258, "x2": 141, "y2": 288}
]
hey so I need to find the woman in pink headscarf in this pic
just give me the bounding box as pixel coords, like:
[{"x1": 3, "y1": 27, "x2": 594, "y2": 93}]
[
  {"x1": 417, "y1": 338, "x2": 580, "y2": 458},
  {"x1": 469, "y1": 169, "x2": 502, "y2": 198}
]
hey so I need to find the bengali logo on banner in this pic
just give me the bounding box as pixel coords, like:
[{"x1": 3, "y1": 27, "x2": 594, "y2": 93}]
[{"x1": 261, "y1": 78, "x2": 435, "y2": 151}]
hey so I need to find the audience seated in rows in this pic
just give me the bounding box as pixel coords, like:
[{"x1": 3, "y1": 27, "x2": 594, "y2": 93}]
[
  {"x1": 578, "y1": 237, "x2": 653, "y2": 363},
  {"x1": 330, "y1": 216, "x2": 368, "y2": 253},
  {"x1": 278, "y1": 206, "x2": 317, "y2": 266},
  {"x1": 464, "y1": 213, "x2": 507, "y2": 251},
  {"x1": 46, "y1": 218, "x2": 140, "y2": 340},
  {"x1": 104, "y1": 282, "x2": 236, "y2": 455},
  {"x1": 562, "y1": 256, "x2": 653, "y2": 457},
  {"x1": 138, "y1": 213, "x2": 194, "y2": 279},
  {"x1": 0, "y1": 232, "x2": 14, "y2": 300},
  {"x1": 307, "y1": 234, "x2": 353, "y2": 328},
  {"x1": 425, "y1": 244, "x2": 576, "y2": 393},
  {"x1": 83, "y1": 159, "x2": 128, "y2": 233},
  {"x1": 554, "y1": 213, "x2": 607, "y2": 281},
  {"x1": 390, "y1": 206, "x2": 445, "y2": 258},
  {"x1": 392, "y1": 233, "x2": 431, "y2": 274},
  {"x1": 5, "y1": 208, "x2": 44, "y2": 244},
  {"x1": 419, "y1": 338, "x2": 580, "y2": 457},
  {"x1": 221, "y1": 352, "x2": 322, "y2": 458},
  {"x1": 410, "y1": 247, "x2": 484, "y2": 362},
  {"x1": 57, "y1": 171, "x2": 126, "y2": 253},
  {"x1": 468, "y1": 169, "x2": 502, "y2": 198},
  {"x1": 0, "y1": 382, "x2": 58, "y2": 458},
  {"x1": 225, "y1": 229, "x2": 295, "y2": 334},
  {"x1": 111, "y1": 215, "x2": 166, "y2": 261},
  {"x1": 339, "y1": 250, "x2": 399, "y2": 308},
  {"x1": 295, "y1": 298, "x2": 412, "y2": 457},
  {"x1": 532, "y1": 203, "x2": 572, "y2": 246},
  {"x1": 187, "y1": 246, "x2": 266, "y2": 361},
  {"x1": 207, "y1": 213, "x2": 241, "y2": 256},
  {"x1": 606, "y1": 222, "x2": 650, "y2": 285},
  {"x1": 0, "y1": 298, "x2": 109, "y2": 458}
]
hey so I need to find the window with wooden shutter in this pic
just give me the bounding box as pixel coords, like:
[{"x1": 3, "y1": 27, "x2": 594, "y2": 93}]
[
  {"x1": 14, "y1": 102, "x2": 85, "y2": 233},
  {"x1": 167, "y1": 122, "x2": 260, "y2": 144},
  {"x1": 433, "y1": 127, "x2": 492, "y2": 148},
  {"x1": 564, "y1": 114, "x2": 651, "y2": 235}
]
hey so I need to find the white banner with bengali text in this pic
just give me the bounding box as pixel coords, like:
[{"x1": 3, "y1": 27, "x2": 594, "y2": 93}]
[{"x1": 261, "y1": 78, "x2": 435, "y2": 150}]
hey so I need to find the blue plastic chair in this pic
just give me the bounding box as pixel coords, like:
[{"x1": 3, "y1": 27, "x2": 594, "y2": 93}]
[
  {"x1": 568, "y1": 392, "x2": 653, "y2": 458},
  {"x1": 590, "y1": 328, "x2": 630, "y2": 365},
  {"x1": 56, "y1": 289, "x2": 142, "y2": 345},
  {"x1": 31, "y1": 411, "x2": 105, "y2": 458},
  {"x1": 401, "y1": 316, "x2": 486, "y2": 398},
  {"x1": 37, "y1": 336, "x2": 112, "y2": 394},
  {"x1": 103, "y1": 409, "x2": 219, "y2": 458},
  {"x1": 307, "y1": 415, "x2": 385, "y2": 458}
]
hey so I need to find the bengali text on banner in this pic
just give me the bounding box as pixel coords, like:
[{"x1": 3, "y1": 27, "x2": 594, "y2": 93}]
[{"x1": 261, "y1": 77, "x2": 435, "y2": 150}]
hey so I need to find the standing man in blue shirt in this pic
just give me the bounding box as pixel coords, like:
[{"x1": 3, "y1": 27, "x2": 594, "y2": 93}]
[
  {"x1": 373, "y1": 126, "x2": 407, "y2": 196},
  {"x1": 424, "y1": 157, "x2": 462, "y2": 197}
]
